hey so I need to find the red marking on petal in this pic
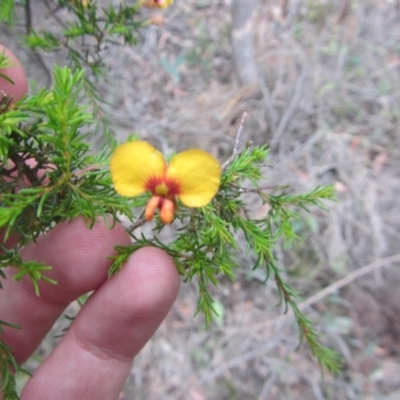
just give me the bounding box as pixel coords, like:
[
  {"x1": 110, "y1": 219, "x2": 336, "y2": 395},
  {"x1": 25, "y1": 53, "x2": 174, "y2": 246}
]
[
  {"x1": 164, "y1": 176, "x2": 181, "y2": 196},
  {"x1": 145, "y1": 175, "x2": 163, "y2": 192},
  {"x1": 145, "y1": 175, "x2": 181, "y2": 197}
]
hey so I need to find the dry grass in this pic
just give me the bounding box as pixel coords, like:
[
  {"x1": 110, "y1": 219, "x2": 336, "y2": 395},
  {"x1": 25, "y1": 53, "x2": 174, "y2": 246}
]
[{"x1": 5, "y1": 0, "x2": 400, "y2": 398}]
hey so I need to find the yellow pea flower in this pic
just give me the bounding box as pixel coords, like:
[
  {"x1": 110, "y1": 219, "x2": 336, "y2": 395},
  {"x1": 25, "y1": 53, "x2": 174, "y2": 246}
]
[
  {"x1": 139, "y1": 0, "x2": 173, "y2": 9},
  {"x1": 110, "y1": 141, "x2": 221, "y2": 224}
]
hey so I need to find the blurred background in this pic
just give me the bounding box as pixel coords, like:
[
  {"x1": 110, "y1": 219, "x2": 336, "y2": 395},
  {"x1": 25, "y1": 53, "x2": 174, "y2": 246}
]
[{"x1": 2, "y1": 0, "x2": 400, "y2": 398}]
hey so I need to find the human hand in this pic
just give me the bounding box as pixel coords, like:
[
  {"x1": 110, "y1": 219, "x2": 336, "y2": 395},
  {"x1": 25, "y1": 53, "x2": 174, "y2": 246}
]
[
  {"x1": 0, "y1": 45, "x2": 28, "y2": 104},
  {"x1": 0, "y1": 45, "x2": 180, "y2": 399}
]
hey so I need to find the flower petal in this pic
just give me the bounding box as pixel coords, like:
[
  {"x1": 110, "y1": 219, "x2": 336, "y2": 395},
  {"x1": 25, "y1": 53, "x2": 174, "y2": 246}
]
[
  {"x1": 110, "y1": 141, "x2": 165, "y2": 197},
  {"x1": 141, "y1": 0, "x2": 173, "y2": 9},
  {"x1": 166, "y1": 149, "x2": 221, "y2": 207}
]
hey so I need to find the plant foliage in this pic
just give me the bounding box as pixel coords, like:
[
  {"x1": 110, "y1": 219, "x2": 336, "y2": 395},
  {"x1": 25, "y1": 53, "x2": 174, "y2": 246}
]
[{"x1": 0, "y1": 1, "x2": 342, "y2": 397}]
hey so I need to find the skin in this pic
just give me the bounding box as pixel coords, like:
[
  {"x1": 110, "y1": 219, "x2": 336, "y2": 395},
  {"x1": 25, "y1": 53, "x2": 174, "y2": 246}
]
[
  {"x1": 0, "y1": 45, "x2": 180, "y2": 399},
  {"x1": 0, "y1": 45, "x2": 28, "y2": 103}
]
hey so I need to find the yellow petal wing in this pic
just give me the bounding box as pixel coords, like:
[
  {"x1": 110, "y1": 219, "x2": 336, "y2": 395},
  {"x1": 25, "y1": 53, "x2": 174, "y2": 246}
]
[
  {"x1": 140, "y1": 0, "x2": 173, "y2": 9},
  {"x1": 110, "y1": 141, "x2": 165, "y2": 197},
  {"x1": 167, "y1": 149, "x2": 221, "y2": 207}
]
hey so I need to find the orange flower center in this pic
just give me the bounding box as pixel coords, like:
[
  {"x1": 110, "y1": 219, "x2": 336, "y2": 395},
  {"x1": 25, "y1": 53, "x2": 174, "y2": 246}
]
[
  {"x1": 144, "y1": 173, "x2": 181, "y2": 224},
  {"x1": 145, "y1": 175, "x2": 181, "y2": 199}
]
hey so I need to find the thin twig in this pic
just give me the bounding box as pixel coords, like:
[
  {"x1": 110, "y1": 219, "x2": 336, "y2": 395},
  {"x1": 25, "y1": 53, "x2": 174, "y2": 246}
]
[
  {"x1": 222, "y1": 111, "x2": 248, "y2": 170},
  {"x1": 9, "y1": 153, "x2": 38, "y2": 186},
  {"x1": 72, "y1": 165, "x2": 101, "y2": 177},
  {"x1": 239, "y1": 184, "x2": 290, "y2": 194},
  {"x1": 233, "y1": 112, "x2": 247, "y2": 152},
  {"x1": 126, "y1": 216, "x2": 147, "y2": 233},
  {"x1": 0, "y1": 93, "x2": 13, "y2": 113},
  {"x1": 240, "y1": 253, "x2": 400, "y2": 333},
  {"x1": 270, "y1": 64, "x2": 309, "y2": 150},
  {"x1": 297, "y1": 252, "x2": 400, "y2": 311},
  {"x1": 44, "y1": 0, "x2": 69, "y2": 30},
  {"x1": 24, "y1": 0, "x2": 32, "y2": 34},
  {"x1": 24, "y1": 0, "x2": 52, "y2": 87},
  {"x1": 260, "y1": 76, "x2": 277, "y2": 134}
]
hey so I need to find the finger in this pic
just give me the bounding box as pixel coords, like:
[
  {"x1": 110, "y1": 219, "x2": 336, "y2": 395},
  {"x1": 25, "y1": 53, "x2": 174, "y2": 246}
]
[
  {"x1": 0, "y1": 44, "x2": 28, "y2": 103},
  {"x1": 20, "y1": 247, "x2": 180, "y2": 400},
  {"x1": 0, "y1": 217, "x2": 131, "y2": 364}
]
